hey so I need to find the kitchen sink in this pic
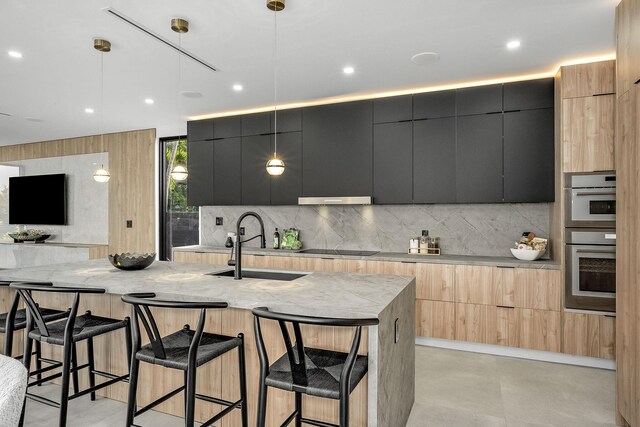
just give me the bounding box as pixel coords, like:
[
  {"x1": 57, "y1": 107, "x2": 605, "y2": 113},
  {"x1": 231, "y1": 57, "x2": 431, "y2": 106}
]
[{"x1": 207, "y1": 269, "x2": 308, "y2": 281}]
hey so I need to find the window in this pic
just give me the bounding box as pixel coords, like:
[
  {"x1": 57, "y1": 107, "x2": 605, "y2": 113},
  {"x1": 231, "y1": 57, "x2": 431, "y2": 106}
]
[{"x1": 159, "y1": 137, "x2": 198, "y2": 260}]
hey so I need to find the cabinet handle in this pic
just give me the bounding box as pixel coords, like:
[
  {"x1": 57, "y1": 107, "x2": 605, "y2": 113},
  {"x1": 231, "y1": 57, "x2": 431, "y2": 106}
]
[
  {"x1": 504, "y1": 109, "x2": 522, "y2": 113},
  {"x1": 401, "y1": 261, "x2": 417, "y2": 264},
  {"x1": 605, "y1": 314, "x2": 616, "y2": 318},
  {"x1": 497, "y1": 305, "x2": 515, "y2": 309},
  {"x1": 195, "y1": 251, "x2": 206, "y2": 254},
  {"x1": 254, "y1": 254, "x2": 266, "y2": 257},
  {"x1": 321, "y1": 257, "x2": 333, "y2": 261},
  {"x1": 634, "y1": 78, "x2": 640, "y2": 85},
  {"x1": 593, "y1": 92, "x2": 615, "y2": 97},
  {"x1": 496, "y1": 265, "x2": 515, "y2": 269}
]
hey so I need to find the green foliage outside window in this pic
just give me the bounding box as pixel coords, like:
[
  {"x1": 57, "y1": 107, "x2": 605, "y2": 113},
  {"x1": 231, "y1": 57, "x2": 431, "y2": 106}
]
[{"x1": 165, "y1": 139, "x2": 197, "y2": 213}]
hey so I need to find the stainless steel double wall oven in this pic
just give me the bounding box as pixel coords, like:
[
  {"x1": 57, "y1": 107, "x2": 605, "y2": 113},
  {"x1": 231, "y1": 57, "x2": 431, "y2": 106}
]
[{"x1": 564, "y1": 172, "x2": 616, "y2": 312}]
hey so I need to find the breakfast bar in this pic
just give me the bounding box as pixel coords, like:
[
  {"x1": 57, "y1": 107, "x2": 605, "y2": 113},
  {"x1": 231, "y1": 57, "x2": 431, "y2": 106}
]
[{"x1": 0, "y1": 259, "x2": 415, "y2": 427}]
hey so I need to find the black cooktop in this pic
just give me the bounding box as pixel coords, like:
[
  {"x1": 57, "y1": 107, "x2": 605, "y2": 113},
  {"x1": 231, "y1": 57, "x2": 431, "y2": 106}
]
[{"x1": 298, "y1": 249, "x2": 379, "y2": 256}]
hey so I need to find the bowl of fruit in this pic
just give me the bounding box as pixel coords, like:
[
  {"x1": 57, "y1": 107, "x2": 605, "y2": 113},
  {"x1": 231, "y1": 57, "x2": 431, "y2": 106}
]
[{"x1": 510, "y1": 232, "x2": 548, "y2": 261}]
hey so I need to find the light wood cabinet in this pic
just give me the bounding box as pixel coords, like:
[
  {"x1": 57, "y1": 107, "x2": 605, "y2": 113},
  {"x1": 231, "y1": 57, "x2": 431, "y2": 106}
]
[
  {"x1": 616, "y1": 0, "x2": 640, "y2": 97},
  {"x1": 615, "y1": 80, "x2": 639, "y2": 425},
  {"x1": 454, "y1": 265, "x2": 507, "y2": 306},
  {"x1": 561, "y1": 60, "x2": 616, "y2": 98},
  {"x1": 506, "y1": 268, "x2": 562, "y2": 311},
  {"x1": 416, "y1": 300, "x2": 455, "y2": 340},
  {"x1": 562, "y1": 312, "x2": 616, "y2": 360},
  {"x1": 455, "y1": 303, "x2": 561, "y2": 352},
  {"x1": 415, "y1": 263, "x2": 455, "y2": 301},
  {"x1": 562, "y1": 95, "x2": 615, "y2": 172}
]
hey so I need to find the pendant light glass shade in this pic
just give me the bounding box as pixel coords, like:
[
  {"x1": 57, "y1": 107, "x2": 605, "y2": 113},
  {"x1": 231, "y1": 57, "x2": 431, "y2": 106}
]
[
  {"x1": 93, "y1": 164, "x2": 111, "y2": 183},
  {"x1": 171, "y1": 164, "x2": 189, "y2": 181},
  {"x1": 266, "y1": 158, "x2": 285, "y2": 176}
]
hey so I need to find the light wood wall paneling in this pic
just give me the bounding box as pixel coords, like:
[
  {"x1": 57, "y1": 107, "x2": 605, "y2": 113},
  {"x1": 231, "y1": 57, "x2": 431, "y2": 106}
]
[
  {"x1": 562, "y1": 95, "x2": 616, "y2": 173},
  {"x1": 549, "y1": 69, "x2": 564, "y2": 263},
  {"x1": 0, "y1": 129, "x2": 156, "y2": 254},
  {"x1": 561, "y1": 60, "x2": 616, "y2": 98},
  {"x1": 616, "y1": 1, "x2": 640, "y2": 98}
]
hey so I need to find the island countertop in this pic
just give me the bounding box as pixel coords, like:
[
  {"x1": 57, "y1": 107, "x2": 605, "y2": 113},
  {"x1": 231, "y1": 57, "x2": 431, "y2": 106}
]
[{"x1": 0, "y1": 259, "x2": 414, "y2": 319}]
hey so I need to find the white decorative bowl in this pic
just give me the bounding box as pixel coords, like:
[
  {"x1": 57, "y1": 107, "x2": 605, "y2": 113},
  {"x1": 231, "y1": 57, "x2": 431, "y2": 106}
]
[{"x1": 510, "y1": 248, "x2": 546, "y2": 261}]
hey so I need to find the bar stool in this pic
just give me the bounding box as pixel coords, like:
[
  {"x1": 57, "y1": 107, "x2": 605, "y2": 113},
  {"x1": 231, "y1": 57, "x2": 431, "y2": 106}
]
[
  {"x1": 11, "y1": 282, "x2": 131, "y2": 427},
  {"x1": 121, "y1": 292, "x2": 248, "y2": 427},
  {"x1": 252, "y1": 307, "x2": 379, "y2": 427},
  {"x1": 0, "y1": 281, "x2": 70, "y2": 383}
]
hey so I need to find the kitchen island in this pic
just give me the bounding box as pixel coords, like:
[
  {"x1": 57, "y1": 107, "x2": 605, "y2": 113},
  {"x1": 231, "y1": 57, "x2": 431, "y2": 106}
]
[{"x1": 0, "y1": 259, "x2": 415, "y2": 427}]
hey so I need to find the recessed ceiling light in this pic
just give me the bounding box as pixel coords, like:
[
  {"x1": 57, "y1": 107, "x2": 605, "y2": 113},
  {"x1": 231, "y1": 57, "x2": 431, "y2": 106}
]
[
  {"x1": 411, "y1": 52, "x2": 440, "y2": 66},
  {"x1": 144, "y1": 98, "x2": 154, "y2": 105},
  {"x1": 233, "y1": 84, "x2": 243, "y2": 92},
  {"x1": 85, "y1": 108, "x2": 95, "y2": 114},
  {"x1": 506, "y1": 40, "x2": 521, "y2": 50},
  {"x1": 8, "y1": 51, "x2": 23, "y2": 59},
  {"x1": 343, "y1": 66, "x2": 355, "y2": 75}
]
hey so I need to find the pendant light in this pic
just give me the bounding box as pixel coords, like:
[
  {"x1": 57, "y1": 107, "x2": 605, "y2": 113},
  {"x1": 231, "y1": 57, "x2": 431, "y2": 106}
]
[
  {"x1": 170, "y1": 18, "x2": 189, "y2": 182},
  {"x1": 266, "y1": 0, "x2": 285, "y2": 176},
  {"x1": 93, "y1": 39, "x2": 111, "y2": 183}
]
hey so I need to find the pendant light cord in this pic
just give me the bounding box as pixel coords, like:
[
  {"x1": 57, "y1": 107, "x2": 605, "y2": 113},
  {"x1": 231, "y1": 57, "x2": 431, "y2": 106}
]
[
  {"x1": 273, "y1": 6, "x2": 278, "y2": 157},
  {"x1": 178, "y1": 33, "x2": 182, "y2": 141},
  {"x1": 100, "y1": 51, "x2": 104, "y2": 166}
]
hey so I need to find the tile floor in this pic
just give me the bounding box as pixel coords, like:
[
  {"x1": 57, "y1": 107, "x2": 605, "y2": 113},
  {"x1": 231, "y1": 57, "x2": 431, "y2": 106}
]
[{"x1": 23, "y1": 346, "x2": 616, "y2": 427}]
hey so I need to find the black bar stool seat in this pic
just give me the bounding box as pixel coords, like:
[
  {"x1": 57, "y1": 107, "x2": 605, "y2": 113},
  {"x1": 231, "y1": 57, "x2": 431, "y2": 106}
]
[
  {"x1": 265, "y1": 346, "x2": 369, "y2": 400},
  {"x1": 0, "y1": 307, "x2": 69, "y2": 333},
  {"x1": 136, "y1": 327, "x2": 242, "y2": 370},
  {"x1": 28, "y1": 313, "x2": 129, "y2": 345}
]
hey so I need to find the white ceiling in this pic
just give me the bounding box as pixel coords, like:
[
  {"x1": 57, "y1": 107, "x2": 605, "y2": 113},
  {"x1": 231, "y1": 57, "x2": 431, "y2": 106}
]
[{"x1": 0, "y1": 0, "x2": 617, "y2": 146}]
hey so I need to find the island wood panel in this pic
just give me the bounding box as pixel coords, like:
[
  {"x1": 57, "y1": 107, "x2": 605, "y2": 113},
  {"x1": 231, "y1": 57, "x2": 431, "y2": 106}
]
[
  {"x1": 415, "y1": 300, "x2": 455, "y2": 340},
  {"x1": 0, "y1": 129, "x2": 156, "y2": 254},
  {"x1": 38, "y1": 292, "x2": 372, "y2": 427},
  {"x1": 562, "y1": 312, "x2": 616, "y2": 360},
  {"x1": 88, "y1": 245, "x2": 109, "y2": 259},
  {"x1": 616, "y1": 81, "x2": 640, "y2": 426},
  {"x1": 561, "y1": 60, "x2": 616, "y2": 98},
  {"x1": 562, "y1": 95, "x2": 615, "y2": 173}
]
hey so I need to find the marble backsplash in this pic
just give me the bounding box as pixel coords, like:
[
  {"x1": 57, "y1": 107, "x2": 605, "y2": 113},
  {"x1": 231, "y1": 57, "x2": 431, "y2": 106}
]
[{"x1": 200, "y1": 203, "x2": 550, "y2": 257}]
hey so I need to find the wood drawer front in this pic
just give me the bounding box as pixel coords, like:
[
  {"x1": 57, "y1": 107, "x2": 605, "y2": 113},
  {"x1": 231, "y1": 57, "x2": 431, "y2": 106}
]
[
  {"x1": 502, "y1": 268, "x2": 562, "y2": 311},
  {"x1": 454, "y1": 265, "x2": 512, "y2": 306},
  {"x1": 365, "y1": 260, "x2": 416, "y2": 276},
  {"x1": 562, "y1": 312, "x2": 616, "y2": 360},
  {"x1": 172, "y1": 251, "x2": 203, "y2": 263},
  {"x1": 455, "y1": 303, "x2": 561, "y2": 352},
  {"x1": 416, "y1": 300, "x2": 455, "y2": 340},
  {"x1": 416, "y1": 263, "x2": 455, "y2": 301}
]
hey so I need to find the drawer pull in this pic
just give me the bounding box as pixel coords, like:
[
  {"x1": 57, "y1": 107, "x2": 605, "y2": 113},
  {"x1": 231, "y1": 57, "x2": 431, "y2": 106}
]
[
  {"x1": 634, "y1": 78, "x2": 640, "y2": 85},
  {"x1": 497, "y1": 305, "x2": 515, "y2": 309},
  {"x1": 401, "y1": 261, "x2": 417, "y2": 264},
  {"x1": 496, "y1": 265, "x2": 515, "y2": 269},
  {"x1": 593, "y1": 92, "x2": 615, "y2": 96}
]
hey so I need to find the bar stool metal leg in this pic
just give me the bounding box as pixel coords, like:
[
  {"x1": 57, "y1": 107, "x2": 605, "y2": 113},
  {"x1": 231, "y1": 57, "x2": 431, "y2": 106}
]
[
  {"x1": 185, "y1": 363, "x2": 197, "y2": 427},
  {"x1": 295, "y1": 392, "x2": 302, "y2": 427},
  {"x1": 34, "y1": 341, "x2": 42, "y2": 385},
  {"x1": 238, "y1": 333, "x2": 248, "y2": 427},
  {"x1": 71, "y1": 344, "x2": 80, "y2": 395},
  {"x1": 87, "y1": 337, "x2": 96, "y2": 401},
  {"x1": 58, "y1": 337, "x2": 74, "y2": 427},
  {"x1": 125, "y1": 356, "x2": 140, "y2": 427},
  {"x1": 257, "y1": 375, "x2": 268, "y2": 427}
]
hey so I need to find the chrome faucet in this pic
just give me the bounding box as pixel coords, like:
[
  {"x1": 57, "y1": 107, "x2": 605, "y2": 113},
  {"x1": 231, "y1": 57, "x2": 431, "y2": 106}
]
[{"x1": 228, "y1": 211, "x2": 266, "y2": 279}]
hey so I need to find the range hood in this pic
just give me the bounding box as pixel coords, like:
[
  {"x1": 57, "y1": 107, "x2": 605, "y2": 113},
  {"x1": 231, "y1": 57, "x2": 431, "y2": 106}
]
[{"x1": 298, "y1": 196, "x2": 372, "y2": 205}]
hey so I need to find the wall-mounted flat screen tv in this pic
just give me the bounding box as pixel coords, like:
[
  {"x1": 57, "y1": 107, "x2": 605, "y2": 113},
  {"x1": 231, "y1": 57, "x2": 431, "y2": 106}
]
[{"x1": 9, "y1": 173, "x2": 67, "y2": 225}]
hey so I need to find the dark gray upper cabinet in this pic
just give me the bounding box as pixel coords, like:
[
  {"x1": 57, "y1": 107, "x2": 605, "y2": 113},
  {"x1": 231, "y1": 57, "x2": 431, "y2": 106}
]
[
  {"x1": 373, "y1": 122, "x2": 413, "y2": 204},
  {"x1": 504, "y1": 109, "x2": 555, "y2": 202},
  {"x1": 373, "y1": 95, "x2": 412, "y2": 123},
  {"x1": 413, "y1": 90, "x2": 456, "y2": 120},
  {"x1": 504, "y1": 78, "x2": 554, "y2": 111},
  {"x1": 456, "y1": 84, "x2": 503, "y2": 116},
  {"x1": 271, "y1": 108, "x2": 302, "y2": 133},
  {"x1": 186, "y1": 139, "x2": 214, "y2": 206},
  {"x1": 242, "y1": 112, "x2": 271, "y2": 136},
  {"x1": 213, "y1": 137, "x2": 242, "y2": 205},
  {"x1": 213, "y1": 116, "x2": 242, "y2": 139},
  {"x1": 187, "y1": 119, "x2": 214, "y2": 142},
  {"x1": 241, "y1": 135, "x2": 271, "y2": 205},
  {"x1": 271, "y1": 132, "x2": 303, "y2": 205},
  {"x1": 413, "y1": 118, "x2": 457, "y2": 203},
  {"x1": 302, "y1": 101, "x2": 373, "y2": 197},
  {"x1": 456, "y1": 114, "x2": 504, "y2": 202}
]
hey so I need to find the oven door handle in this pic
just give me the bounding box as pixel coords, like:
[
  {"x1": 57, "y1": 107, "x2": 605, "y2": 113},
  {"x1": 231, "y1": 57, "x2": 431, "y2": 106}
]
[
  {"x1": 575, "y1": 249, "x2": 616, "y2": 254},
  {"x1": 573, "y1": 191, "x2": 616, "y2": 196}
]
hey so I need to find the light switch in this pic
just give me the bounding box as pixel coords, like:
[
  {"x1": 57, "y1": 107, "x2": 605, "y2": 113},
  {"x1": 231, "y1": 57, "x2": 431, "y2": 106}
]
[{"x1": 126, "y1": 220, "x2": 133, "y2": 228}]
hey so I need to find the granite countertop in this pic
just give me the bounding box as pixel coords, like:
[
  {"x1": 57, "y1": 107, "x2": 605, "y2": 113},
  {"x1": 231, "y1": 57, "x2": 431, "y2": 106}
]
[
  {"x1": 173, "y1": 245, "x2": 560, "y2": 270},
  {"x1": 0, "y1": 259, "x2": 414, "y2": 319}
]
